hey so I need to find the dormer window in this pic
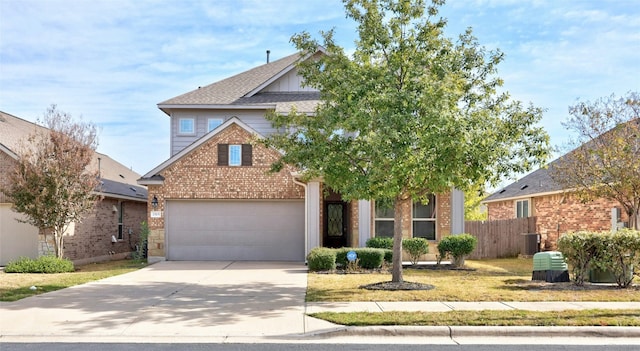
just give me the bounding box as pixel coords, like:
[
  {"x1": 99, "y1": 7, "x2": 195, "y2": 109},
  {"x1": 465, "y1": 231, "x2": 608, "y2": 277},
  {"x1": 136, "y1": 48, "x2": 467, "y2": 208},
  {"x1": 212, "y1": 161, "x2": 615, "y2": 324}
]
[{"x1": 178, "y1": 118, "x2": 195, "y2": 135}]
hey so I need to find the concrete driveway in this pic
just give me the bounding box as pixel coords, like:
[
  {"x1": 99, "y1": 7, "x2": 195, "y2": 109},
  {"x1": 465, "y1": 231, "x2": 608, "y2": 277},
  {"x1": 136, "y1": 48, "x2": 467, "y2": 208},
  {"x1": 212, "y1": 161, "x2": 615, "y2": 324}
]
[{"x1": 0, "y1": 261, "x2": 329, "y2": 342}]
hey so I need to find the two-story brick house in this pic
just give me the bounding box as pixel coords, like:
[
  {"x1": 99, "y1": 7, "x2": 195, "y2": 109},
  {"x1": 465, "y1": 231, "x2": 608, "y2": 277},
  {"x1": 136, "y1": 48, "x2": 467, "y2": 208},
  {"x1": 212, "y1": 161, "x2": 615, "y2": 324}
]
[{"x1": 138, "y1": 50, "x2": 465, "y2": 262}]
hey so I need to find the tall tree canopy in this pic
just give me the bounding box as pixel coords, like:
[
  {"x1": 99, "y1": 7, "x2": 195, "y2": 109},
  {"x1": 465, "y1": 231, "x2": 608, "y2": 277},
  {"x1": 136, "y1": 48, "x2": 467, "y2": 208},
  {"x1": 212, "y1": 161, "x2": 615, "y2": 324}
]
[
  {"x1": 265, "y1": 0, "x2": 550, "y2": 283},
  {"x1": 551, "y1": 92, "x2": 640, "y2": 230},
  {"x1": 3, "y1": 105, "x2": 100, "y2": 258}
]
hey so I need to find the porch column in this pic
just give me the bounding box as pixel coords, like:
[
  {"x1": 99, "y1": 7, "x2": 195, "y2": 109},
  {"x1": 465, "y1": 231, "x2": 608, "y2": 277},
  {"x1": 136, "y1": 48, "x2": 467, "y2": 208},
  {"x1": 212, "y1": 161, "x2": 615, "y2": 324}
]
[
  {"x1": 358, "y1": 200, "x2": 371, "y2": 247},
  {"x1": 451, "y1": 188, "x2": 465, "y2": 234},
  {"x1": 306, "y1": 181, "x2": 321, "y2": 256}
]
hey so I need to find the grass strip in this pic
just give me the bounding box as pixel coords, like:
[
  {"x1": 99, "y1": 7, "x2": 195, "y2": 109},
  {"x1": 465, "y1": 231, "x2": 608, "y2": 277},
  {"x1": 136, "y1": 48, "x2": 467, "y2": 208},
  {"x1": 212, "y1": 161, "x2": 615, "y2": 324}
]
[
  {"x1": 310, "y1": 309, "x2": 640, "y2": 327},
  {"x1": 0, "y1": 259, "x2": 147, "y2": 302}
]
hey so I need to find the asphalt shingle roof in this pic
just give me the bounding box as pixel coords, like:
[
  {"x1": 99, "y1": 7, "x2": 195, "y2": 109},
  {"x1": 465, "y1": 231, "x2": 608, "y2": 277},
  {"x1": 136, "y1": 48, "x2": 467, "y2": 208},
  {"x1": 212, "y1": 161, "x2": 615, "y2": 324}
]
[
  {"x1": 158, "y1": 52, "x2": 319, "y2": 114},
  {"x1": 483, "y1": 159, "x2": 564, "y2": 202},
  {"x1": 1, "y1": 110, "x2": 147, "y2": 201}
]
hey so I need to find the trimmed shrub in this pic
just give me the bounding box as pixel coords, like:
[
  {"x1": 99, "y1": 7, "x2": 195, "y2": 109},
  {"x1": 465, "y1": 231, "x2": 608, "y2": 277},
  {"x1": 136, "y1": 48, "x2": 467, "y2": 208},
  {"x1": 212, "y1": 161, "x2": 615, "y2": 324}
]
[
  {"x1": 334, "y1": 247, "x2": 351, "y2": 268},
  {"x1": 335, "y1": 247, "x2": 386, "y2": 269},
  {"x1": 355, "y1": 248, "x2": 385, "y2": 269},
  {"x1": 572, "y1": 229, "x2": 640, "y2": 288},
  {"x1": 403, "y1": 237, "x2": 429, "y2": 265},
  {"x1": 5, "y1": 255, "x2": 75, "y2": 273},
  {"x1": 558, "y1": 231, "x2": 603, "y2": 286},
  {"x1": 437, "y1": 234, "x2": 477, "y2": 267},
  {"x1": 307, "y1": 248, "x2": 336, "y2": 272},
  {"x1": 383, "y1": 249, "x2": 393, "y2": 264},
  {"x1": 366, "y1": 237, "x2": 393, "y2": 250}
]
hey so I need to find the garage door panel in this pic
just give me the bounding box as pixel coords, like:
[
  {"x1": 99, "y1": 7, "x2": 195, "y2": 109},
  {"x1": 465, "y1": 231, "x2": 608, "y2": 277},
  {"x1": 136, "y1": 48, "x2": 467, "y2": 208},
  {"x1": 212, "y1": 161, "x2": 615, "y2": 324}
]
[{"x1": 167, "y1": 200, "x2": 304, "y2": 261}]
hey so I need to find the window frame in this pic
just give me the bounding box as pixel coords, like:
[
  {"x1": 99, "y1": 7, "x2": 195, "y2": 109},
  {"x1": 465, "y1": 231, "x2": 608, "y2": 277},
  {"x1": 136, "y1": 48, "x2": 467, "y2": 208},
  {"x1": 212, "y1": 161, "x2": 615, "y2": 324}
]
[
  {"x1": 207, "y1": 118, "x2": 223, "y2": 132},
  {"x1": 516, "y1": 199, "x2": 531, "y2": 218},
  {"x1": 374, "y1": 200, "x2": 395, "y2": 238},
  {"x1": 412, "y1": 196, "x2": 437, "y2": 241},
  {"x1": 117, "y1": 201, "x2": 124, "y2": 241},
  {"x1": 178, "y1": 118, "x2": 195, "y2": 135},
  {"x1": 228, "y1": 144, "x2": 242, "y2": 166}
]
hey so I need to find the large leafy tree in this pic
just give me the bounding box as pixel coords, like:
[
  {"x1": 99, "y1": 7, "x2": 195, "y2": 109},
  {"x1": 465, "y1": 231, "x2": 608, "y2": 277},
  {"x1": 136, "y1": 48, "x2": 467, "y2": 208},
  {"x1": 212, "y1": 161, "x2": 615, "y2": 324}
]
[
  {"x1": 3, "y1": 105, "x2": 100, "y2": 258},
  {"x1": 551, "y1": 92, "x2": 640, "y2": 230},
  {"x1": 265, "y1": 0, "x2": 550, "y2": 283}
]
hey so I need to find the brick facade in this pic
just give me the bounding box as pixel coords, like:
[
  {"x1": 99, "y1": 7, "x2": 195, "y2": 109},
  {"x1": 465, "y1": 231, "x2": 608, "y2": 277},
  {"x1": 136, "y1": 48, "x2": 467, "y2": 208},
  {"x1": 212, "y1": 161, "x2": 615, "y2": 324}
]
[
  {"x1": 146, "y1": 123, "x2": 304, "y2": 257},
  {"x1": 487, "y1": 193, "x2": 628, "y2": 249},
  {"x1": 2, "y1": 149, "x2": 147, "y2": 264}
]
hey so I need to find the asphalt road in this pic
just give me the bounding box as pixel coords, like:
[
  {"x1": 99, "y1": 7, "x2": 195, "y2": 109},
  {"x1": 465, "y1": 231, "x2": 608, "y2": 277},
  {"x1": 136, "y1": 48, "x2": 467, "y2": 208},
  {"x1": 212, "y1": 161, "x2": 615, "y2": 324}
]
[{"x1": 1, "y1": 344, "x2": 639, "y2": 351}]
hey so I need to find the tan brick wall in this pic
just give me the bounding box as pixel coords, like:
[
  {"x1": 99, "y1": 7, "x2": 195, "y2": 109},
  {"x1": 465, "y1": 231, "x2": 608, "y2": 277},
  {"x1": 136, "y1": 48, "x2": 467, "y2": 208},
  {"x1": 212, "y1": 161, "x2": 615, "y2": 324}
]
[
  {"x1": 147, "y1": 123, "x2": 304, "y2": 255},
  {"x1": 436, "y1": 192, "x2": 450, "y2": 239},
  {"x1": 487, "y1": 194, "x2": 628, "y2": 249}
]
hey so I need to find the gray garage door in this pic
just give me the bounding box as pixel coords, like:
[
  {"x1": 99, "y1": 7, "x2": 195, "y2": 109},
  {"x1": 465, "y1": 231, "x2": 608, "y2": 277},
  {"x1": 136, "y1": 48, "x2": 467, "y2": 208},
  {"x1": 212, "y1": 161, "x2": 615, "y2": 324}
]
[{"x1": 166, "y1": 200, "x2": 305, "y2": 261}]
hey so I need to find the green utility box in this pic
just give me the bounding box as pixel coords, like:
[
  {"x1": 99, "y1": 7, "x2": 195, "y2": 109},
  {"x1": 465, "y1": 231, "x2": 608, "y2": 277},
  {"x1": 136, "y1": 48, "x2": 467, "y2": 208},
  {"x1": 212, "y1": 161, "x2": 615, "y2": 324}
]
[{"x1": 532, "y1": 251, "x2": 569, "y2": 282}]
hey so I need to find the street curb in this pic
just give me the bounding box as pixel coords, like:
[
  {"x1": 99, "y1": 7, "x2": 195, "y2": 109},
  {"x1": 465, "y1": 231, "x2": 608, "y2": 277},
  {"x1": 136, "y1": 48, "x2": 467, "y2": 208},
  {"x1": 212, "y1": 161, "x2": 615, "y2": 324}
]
[{"x1": 305, "y1": 325, "x2": 640, "y2": 339}]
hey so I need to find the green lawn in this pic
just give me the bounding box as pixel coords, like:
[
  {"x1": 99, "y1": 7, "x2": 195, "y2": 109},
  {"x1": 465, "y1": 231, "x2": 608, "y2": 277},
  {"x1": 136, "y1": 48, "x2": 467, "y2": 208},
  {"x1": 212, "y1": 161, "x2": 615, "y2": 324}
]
[
  {"x1": 0, "y1": 259, "x2": 148, "y2": 302},
  {"x1": 307, "y1": 258, "x2": 640, "y2": 302}
]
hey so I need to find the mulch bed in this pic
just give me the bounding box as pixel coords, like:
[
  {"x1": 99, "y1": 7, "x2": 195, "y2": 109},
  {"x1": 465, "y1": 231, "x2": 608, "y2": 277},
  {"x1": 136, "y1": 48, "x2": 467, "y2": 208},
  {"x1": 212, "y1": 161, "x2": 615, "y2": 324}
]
[{"x1": 361, "y1": 281, "x2": 435, "y2": 291}]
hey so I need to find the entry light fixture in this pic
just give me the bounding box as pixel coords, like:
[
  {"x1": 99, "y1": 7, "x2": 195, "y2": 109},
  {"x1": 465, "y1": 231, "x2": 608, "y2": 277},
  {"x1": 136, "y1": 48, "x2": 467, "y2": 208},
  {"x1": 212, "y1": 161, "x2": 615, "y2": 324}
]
[{"x1": 151, "y1": 195, "x2": 159, "y2": 209}]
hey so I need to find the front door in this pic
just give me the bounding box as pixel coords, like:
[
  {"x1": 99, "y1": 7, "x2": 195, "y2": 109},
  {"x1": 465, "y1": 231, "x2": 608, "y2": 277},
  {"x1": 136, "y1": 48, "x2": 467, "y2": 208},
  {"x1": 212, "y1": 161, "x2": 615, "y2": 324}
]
[{"x1": 323, "y1": 201, "x2": 348, "y2": 248}]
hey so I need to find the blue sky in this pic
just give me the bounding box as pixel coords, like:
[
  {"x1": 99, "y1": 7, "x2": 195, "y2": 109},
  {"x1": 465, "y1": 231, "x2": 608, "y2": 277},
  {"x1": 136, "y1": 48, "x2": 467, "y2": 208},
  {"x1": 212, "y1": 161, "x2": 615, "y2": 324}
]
[{"x1": 1, "y1": 0, "x2": 639, "y2": 184}]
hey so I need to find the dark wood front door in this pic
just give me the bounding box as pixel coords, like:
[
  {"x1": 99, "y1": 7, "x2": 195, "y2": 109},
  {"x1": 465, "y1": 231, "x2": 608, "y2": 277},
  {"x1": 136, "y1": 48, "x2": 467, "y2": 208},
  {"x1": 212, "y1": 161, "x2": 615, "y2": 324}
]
[{"x1": 323, "y1": 201, "x2": 348, "y2": 248}]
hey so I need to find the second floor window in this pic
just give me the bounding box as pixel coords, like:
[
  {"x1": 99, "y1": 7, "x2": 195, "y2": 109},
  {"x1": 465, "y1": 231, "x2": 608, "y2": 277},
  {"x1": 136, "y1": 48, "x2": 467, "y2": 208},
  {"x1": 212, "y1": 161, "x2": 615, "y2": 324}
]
[
  {"x1": 178, "y1": 118, "x2": 195, "y2": 134},
  {"x1": 218, "y1": 144, "x2": 252, "y2": 166},
  {"x1": 229, "y1": 145, "x2": 242, "y2": 166},
  {"x1": 208, "y1": 118, "x2": 223, "y2": 132}
]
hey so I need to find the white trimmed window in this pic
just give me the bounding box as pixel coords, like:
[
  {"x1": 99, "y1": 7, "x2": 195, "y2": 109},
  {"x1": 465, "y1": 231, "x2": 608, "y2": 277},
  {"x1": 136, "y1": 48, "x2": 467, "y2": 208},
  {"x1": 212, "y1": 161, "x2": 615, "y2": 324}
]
[
  {"x1": 516, "y1": 199, "x2": 530, "y2": 218},
  {"x1": 207, "y1": 118, "x2": 223, "y2": 132},
  {"x1": 374, "y1": 200, "x2": 394, "y2": 238},
  {"x1": 413, "y1": 195, "x2": 436, "y2": 240},
  {"x1": 178, "y1": 118, "x2": 195, "y2": 134},
  {"x1": 229, "y1": 145, "x2": 242, "y2": 166}
]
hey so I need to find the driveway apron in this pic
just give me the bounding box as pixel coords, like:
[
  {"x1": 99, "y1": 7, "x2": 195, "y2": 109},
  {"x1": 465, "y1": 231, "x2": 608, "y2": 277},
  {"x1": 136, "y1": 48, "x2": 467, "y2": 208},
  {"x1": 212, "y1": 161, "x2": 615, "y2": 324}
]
[{"x1": 0, "y1": 261, "x2": 309, "y2": 339}]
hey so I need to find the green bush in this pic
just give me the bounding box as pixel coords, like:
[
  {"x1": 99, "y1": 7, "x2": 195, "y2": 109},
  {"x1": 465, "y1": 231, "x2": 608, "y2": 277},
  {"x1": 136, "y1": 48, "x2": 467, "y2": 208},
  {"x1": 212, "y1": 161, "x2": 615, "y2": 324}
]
[
  {"x1": 437, "y1": 234, "x2": 477, "y2": 267},
  {"x1": 354, "y1": 248, "x2": 385, "y2": 269},
  {"x1": 334, "y1": 247, "x2": 351, "y2": 268},
  {"x1": 366, "y1": 237, "x2": 393, "y2": 250},
  {"x1": 383, "y1": 249, "x2": 393, "y2": 264},
  {"x1": 403, "y1": 237, "x2": 429, "y2": 265},
  {"x1": 5, "y1": 255, "x2": 75, "y2": 273},
  {"x1": 307, "y1": 248, "x2": 337, "y2": 271},
  {"x1": 561, "y1": 229, "x2": 640, "y2": 288}
]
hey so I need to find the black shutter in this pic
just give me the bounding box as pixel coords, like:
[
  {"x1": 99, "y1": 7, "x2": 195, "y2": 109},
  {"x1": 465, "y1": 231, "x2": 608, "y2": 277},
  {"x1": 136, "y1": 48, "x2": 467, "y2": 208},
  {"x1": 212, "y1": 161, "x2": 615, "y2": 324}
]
[
  {"x1": 241, "y1": 144, "x2": 252, "y2": 166},
  {"x1": 218, "y1": 144, "x2": 229, "y2": 166}
]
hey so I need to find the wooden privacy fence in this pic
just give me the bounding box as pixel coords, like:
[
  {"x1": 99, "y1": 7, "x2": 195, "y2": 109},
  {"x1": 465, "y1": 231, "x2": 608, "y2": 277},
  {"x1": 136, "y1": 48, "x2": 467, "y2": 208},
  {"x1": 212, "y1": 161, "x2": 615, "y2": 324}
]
[{"x1": 464, "y1": 217, "x2": 537, "y2": 259}]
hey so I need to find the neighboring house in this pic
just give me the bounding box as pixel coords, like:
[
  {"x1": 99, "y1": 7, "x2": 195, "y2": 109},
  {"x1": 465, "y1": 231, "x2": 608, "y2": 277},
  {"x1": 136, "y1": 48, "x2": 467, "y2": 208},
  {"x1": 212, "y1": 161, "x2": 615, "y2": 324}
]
[
  {"x1": 0, "y1": 111, "x2": 148, "y2": 265},
  {"x1": 138, "y1": 50, "x2": 465, "y2": 262},
  {"x1": 482, "y1": 157, "x2": 629, "y2": 251}
]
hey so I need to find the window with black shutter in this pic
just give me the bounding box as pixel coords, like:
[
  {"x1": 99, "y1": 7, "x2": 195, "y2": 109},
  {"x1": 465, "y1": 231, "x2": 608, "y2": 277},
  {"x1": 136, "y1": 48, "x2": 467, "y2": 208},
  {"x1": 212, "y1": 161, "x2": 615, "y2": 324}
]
[
  {"x1": 241, "y1": 144, "x2": 252, "y2": 166},
  {"x1": 218, "y1": 144, "x2": 229, "y2": 166}
]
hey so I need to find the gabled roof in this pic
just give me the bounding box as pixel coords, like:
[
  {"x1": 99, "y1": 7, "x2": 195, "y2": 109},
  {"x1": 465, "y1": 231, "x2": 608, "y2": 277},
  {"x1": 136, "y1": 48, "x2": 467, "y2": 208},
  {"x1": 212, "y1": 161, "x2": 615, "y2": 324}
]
[
  {"x1": 484, "y1": 118, "x2": 640, "y2": 204},
  {"x1": 483, "y1": 159, "x2": 564, "y2": 203},
  {"x1": 138, "y1": 117, "x2": 262, "y2": 184},
  {"x1": 157, "y1": 51, "x2": 321, "y2": 114},
  {"x1": 0, "y1": 110, "x2": 147, "y2": 202}
]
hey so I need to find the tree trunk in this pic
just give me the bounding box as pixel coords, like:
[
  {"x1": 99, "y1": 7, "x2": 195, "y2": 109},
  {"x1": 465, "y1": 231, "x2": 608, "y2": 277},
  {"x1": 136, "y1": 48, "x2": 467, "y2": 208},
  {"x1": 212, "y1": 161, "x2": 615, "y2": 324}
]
[
  {"x1": 54, "y1": 228, "x2": 65, "y2": 258},
  {"x1": 391, "y1": 196, "x2": 409, "y2": 283}
]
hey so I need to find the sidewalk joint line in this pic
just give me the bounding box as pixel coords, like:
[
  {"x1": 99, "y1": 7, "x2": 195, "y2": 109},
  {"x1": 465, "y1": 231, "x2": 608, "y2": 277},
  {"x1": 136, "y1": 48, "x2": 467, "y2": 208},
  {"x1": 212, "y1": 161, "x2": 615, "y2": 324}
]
[{"x1": 375, "y1": 301, "x2": 384, "y2": 312}]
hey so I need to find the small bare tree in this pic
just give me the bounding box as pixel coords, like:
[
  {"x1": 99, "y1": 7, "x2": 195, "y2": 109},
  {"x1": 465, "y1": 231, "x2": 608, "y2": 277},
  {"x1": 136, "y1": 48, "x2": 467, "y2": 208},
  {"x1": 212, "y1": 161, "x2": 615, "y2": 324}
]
[
  {"x1": 3, "y1": 105, "x2": 100, "y2": 258},
  {"x1": 551, "y1": 92, "x2": 640, "y2": 230}
]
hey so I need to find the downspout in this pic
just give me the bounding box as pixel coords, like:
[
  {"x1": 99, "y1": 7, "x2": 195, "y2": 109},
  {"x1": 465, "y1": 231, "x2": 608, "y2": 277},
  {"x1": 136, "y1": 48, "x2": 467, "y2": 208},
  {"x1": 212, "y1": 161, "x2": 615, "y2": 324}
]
[{"x1": 292, "y1": 177, "x2": 308, "y2": 262}]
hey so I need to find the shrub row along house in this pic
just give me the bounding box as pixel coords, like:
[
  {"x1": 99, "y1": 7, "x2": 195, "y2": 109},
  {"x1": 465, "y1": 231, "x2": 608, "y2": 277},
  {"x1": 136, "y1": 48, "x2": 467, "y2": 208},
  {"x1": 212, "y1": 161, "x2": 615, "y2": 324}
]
[
  {"x1": 0, "y1": 111, "x2": 148, "y2": 265},
  {"x1": 138, "y1": 50, "x2": 465, "y2": 262}
]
